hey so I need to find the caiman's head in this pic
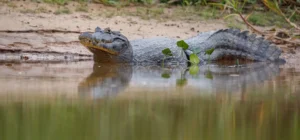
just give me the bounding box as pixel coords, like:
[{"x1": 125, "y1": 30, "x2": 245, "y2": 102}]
[{"x1": 79, "y1": 27, "x2": 133, "y2": 63}]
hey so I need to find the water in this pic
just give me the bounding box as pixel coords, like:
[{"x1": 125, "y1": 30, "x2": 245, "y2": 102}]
[{"x1": 0, "y1": 61, "x2": 300, "y2": 140}]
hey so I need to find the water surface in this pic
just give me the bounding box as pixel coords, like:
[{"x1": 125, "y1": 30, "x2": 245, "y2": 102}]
[{"x1": 0, "y1": 61, "x2": 299, "y2": 140}]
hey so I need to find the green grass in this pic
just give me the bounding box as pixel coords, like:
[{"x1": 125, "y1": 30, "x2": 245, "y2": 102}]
[
  {"x1": 134, "y1": 7, "x2": 165, "y2": 20},
  {"x1": 5, "y1": 0, "x2": 299, "y2": 29},
  {"x1": 198, "y1": 6, "x2": 220, "y2": 19},
  {"x1": 42, "y1": 0, "x2": 70, "y2": 5},
  {"x1": 19, "y1": 7, "x2": 50, "y2": 14},
  {"x1": 94, "y1": 0, "x2": 120, "y2": 6},
  {"x1": 75, "y1": 4, "x2": 89, "y2": 12},
  {"x1": 36, "y1": 6, "x2": 49, "y2": 13},
  {"x1": 247, "y1": 11, "x2": 288, "y2": 28},
  {"x1": 20, "y1": 9, "x2": 37, "y2": 14},
  {"x1": 54, "y1": 7, "x2": 72, "y2": 15},
  {"x1": 99, "y1": 10, "x2": 116, "y2": 18},
  {"x1": 225, "y1": 16, "x2": 245, "y2": 29},
  {"x1": 97, "y1": 5, "x2": 222, "y2": 21},
  {"x1": 125, "y1": 6, "x2": 222, "y2": 21},
  {"x1": 170, "y1": 6, "x2": 222, "y2": 21},
  {"x1": 7, "y1": 2, "x2": 17, "y2": 8}
]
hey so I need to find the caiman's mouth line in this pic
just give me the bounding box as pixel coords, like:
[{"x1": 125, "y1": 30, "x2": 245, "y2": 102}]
[{"x1": 81, "y1": 42, "x2": 118, "y2": 55}]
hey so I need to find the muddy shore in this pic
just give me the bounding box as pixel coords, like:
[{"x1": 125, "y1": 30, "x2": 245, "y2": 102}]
[{"x1": 0, "y1": 1, "x2": 299, "y2": 66}]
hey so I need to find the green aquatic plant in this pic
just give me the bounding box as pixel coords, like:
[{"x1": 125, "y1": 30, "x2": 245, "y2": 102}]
[
  {"x1": 162, "y1": 40, "x2": 201, "y2": 81},
  {"x1": 161, "y1": 48, "x2": 173, "y2": 67},
  {"x1": 236, "y1": 59, "x2": 239, "y2": 65},
  {"x1": 161, "y1": 40, "x2": 200, "y2": 65},
  {"x1": 205, "y1": 48, "x2": 214, "y2": 63},
  {"x1": 176, "y1": 40, "x2": 189, "y2": 54},
  {"x1": 189, "y1": 53, "x2": 200, "y2": 65},
  {"x1": 205, "y1": 67, "x2": 213, "y2": 79},
  {"x1": 176, "y1": 78, "x2": 187, "y2": 86},
  {"x1": 161, "y1": 71, "x2": 171, "y2": 79},
  {"x1": 162, "y1": 48, "x2": 173, "y2": 57},
  {"x1": 189, "y1": 65, "x2": 199, "y2": 75}
]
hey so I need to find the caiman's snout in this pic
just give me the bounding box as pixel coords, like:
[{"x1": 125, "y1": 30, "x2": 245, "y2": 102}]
[
  {"x1": 79, "y1": 32, "x2": 93, "y2": 45},
  {"x1": 79, "y1": 32, "x2": 118, "y2": 55}
]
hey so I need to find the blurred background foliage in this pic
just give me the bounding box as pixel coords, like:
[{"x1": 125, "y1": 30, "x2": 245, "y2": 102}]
[
  {"x1": 3, "y1": 0, "x2": 299, "y2": 31},
  {"x1": 29, "y1": 0, "x2": 300, "y2": 7},
  {"x1": 1, "y1": 95, "x2": 300, "y2": 140}
]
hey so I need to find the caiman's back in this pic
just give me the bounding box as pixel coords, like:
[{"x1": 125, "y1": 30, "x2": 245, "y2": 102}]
[
  {"x1": 79, "y1": 27, "x2": 284, "y2": 64},
  {"x1": 130, "y1": 37, "x2": 187, "y2": 66}
]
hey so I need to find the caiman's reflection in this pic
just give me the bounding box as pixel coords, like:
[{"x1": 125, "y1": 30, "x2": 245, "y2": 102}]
[
  {"x1": 78, "y1": 62, "x2": 282, "y2": 98},
  {"x1": 202, "y1": 62, "x2": 281, "y2": 95},
  {"x1": 78, "y1": 63, "x2": 132, "y2": 98}
]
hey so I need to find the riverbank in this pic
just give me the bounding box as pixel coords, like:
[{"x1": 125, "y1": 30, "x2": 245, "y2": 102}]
[{"x1": 0, "y1": 1, "x2": 299, "y2": 66}]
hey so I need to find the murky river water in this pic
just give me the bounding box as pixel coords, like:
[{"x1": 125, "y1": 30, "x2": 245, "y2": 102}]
[{"x1": 0, "y1": 61, "x2": 300, "y2": 140}]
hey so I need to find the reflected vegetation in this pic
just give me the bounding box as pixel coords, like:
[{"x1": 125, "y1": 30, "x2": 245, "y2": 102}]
[
  {"x1": 0, "y1": 95, "x2": 300, "y2": 140},
  {"x1": 1, "y1": 61, "x2": 300, "y2": 139}
]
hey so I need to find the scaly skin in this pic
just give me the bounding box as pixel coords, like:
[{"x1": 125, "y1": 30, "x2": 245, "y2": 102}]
[
  {"x1": 79, "y1": 27, "x2": 284, "y2": 65},
  {"x1": 79, "y1": 27, "x2": 133, "y2": 63}
]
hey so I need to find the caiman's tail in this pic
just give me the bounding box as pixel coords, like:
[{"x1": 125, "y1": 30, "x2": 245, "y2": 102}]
[{"x1": 191, "y1": 28, "x2": 283, "y2": 62}]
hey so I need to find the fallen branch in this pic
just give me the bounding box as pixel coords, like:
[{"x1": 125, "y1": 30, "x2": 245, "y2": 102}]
[
  {"x1": 296, "y1": 8, "x2": 300, "y2": 14},
  {"x1": 272, "y1": 36, "x2": 300, "y2": 45},
  {"x1": 285, "y1": 0, "x2": 300, "y2": 7},
  {"x1": 237, "y1": 13, "x2": 300, "y2": 46},
  {"x1": 0, "y1": 29, "x2": 83, "y2": 34},
  {"x1": 282, "y1": 13, "x2": 300, "y2": 30},
  {"x1": 237, "y1": 13, "x2": 264, "y2": 35}
]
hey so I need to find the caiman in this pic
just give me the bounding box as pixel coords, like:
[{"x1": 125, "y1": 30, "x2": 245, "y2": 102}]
[{"x1": 79, "y1": 27, "x2": 284, "y2": 65}]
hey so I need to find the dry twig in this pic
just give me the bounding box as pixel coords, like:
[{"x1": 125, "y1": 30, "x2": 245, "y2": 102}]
[{"x1": 237, "y1": 13, "x2": 300, "y2": 46}]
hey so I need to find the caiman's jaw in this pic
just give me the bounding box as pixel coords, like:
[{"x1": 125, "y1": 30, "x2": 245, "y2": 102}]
[
  {"x1": 79, "y1": 27, "x2": 133, "y2": 63},
  {"x1": 79, "y1": 32, "x2": 118, "y2": 55}
]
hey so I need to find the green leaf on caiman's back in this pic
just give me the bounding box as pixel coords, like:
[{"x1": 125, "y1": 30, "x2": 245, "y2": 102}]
[
  {"x1": 176, "y1": 40, "x2": 189, "y2": 50},
  {"x1": 162, "y1": 48, "x2": 173, "y2": 56}
]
